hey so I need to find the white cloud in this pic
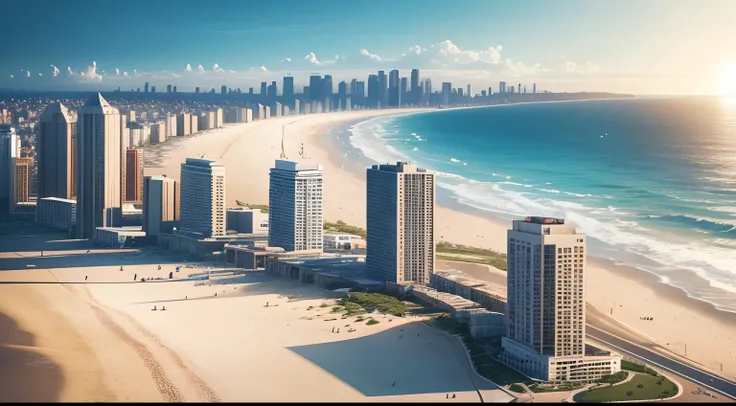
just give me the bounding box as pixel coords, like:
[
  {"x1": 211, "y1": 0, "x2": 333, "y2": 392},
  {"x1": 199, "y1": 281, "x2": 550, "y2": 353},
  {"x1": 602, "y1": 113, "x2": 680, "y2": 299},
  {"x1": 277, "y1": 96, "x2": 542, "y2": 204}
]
[
  {"x1": 560, "y1": 55, "x2": 600, "y2": 74},
  {"x1": 115, "y1": 68, "x2": 120, "y2": 76},
  {"x1": 123, "y1": 72, "x2": 129, "y2": 77},
  {"x1": 9, "y1": 74, "x2": 13, "y2": 79},
  {"x1": 359, "y1": 49, "x2": 382, "y2": 61},
  {"x1": 185, "y1": 64, "x2": 192, "y2": 72},
  {"x1": 212, "y1": 63, "x2": 223, "y2": 72},
  {"x1": 38, "y1": 73, "x2": 43, "y2": 77},
  {"x1": 50, "y1": 65, "x2": 59, "y2": 77},
  {"x1": 79, "y1": 61, "x2": 102, "y2": 82},
  {"x1": 280, "y1": 58, "x2": 292, "y2": 63},
  {"x1": 197, "y1": 64, "x2": 205, "y2": 73},
  {"x1": 67, "y1": 66, "x2": 74, "y2": 75},
  {"x1": 133, "y1": 69, "x2": 138, "y2": 76},
  {"x1": 26, "y1": 70, "x2": 30, "y2": 78},
  {"x1": 260, "y1": 66, "x2": 268, "y2": 72},
  {"x1": 304, "y1": 52, "x2": 320, "y2": 64},
  {"x1": 503, "y1": 59, "x2": 543, "y2": 77}
]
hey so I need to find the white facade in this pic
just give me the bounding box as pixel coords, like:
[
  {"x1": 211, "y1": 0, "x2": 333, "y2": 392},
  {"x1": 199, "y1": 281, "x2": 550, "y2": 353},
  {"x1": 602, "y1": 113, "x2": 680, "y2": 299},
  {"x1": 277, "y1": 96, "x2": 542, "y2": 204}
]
[
  {"x1": 366, "y1": 162, "x2": 435, "y2": 285},
  {"x1": 75, "y1": 93, "x2": 122, "y2": 238},
  {"x1": 323, "y1": 232, "x2": 362, "y2": 249},
  {"x1": 500, "y1": 216, "x2": 621, "y2": 382},
  {"x1": 179, "y1": 158, "x2": 225, "y2": 238},
  {"x1": 268, "y1": 159, "x2": 323, "y2": 252}
]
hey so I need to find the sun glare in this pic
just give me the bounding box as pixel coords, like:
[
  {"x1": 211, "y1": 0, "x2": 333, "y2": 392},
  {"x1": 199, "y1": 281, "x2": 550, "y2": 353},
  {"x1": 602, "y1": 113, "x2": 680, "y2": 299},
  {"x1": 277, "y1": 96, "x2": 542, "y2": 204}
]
[{"x1": 717, "y1": 61, "x2": 736, "y2": 96}]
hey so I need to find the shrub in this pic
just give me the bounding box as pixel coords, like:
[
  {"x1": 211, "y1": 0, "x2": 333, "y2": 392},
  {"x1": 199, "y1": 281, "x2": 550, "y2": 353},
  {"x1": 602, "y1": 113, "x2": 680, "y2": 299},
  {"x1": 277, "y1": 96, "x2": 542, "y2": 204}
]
[
  {"x1": 366, "y1": 318, "x2": 379, "y2": 326},
  {"x1": 509, "y1": 383, "x2": 526, "y2": 393}
]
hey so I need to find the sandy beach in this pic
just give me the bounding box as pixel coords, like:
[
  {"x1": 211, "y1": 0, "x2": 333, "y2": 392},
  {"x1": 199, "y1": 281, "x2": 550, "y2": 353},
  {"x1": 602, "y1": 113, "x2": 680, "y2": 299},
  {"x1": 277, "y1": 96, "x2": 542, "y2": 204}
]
[
  {"x1": 144, "y1": 109, "x2": 736, "y2": 381},
  {"x1": 0, "y1": 225, "x2": 512, "y2": 402}
]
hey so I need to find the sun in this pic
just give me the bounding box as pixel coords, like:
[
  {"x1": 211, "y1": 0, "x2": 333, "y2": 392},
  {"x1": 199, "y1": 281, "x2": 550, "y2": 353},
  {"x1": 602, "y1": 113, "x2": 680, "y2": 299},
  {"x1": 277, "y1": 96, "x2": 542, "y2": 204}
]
[{"x1": 717, "y1": 61, "x2": 736, "y2": 96}]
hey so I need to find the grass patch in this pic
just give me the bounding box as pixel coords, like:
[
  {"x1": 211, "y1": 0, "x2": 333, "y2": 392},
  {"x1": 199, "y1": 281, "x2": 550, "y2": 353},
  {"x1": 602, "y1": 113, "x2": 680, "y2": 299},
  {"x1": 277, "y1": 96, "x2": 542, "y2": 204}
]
[
  {"x1": 476, "y1": 362, "x2": 530, "y2": 387},
  {"x1": 319, "y1": 303, "x2": 329, "y2": 308},
  {"x1": 621, "y1": 360, "x2": 658, "y2": 376},
  {"x1": 366, "y1": 318, "x2": 379, "y2": 326},
  {"x1": 575, "y1": 373, "x2": 678, "y2": 403},
  {"x1": 235, "y1": 201, "x2": 269, "y2": 213},
  {"x1": 436, "y1": 241, "x2": 507, "y2": 271},
  {"x1": 529, "y1": 382, "x2": 586, "y2": 393},
  {"x1": 598, "y1": 371, "x2": 629, "y2": 384},
  {"x1": 338, "y1": 293, "x2": 406, "y2": 317},
  {"x1": 509, "y1": 383, "x2": 526, "y2": 394},
  {"x1": 323, "y1": 220, "x2": 366, "y2": 239}
]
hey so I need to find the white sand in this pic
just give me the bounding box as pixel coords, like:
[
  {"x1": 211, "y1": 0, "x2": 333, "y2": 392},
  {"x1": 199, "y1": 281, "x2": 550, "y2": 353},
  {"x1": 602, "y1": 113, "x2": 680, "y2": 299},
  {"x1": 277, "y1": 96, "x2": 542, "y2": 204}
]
[{"x1": 144, "y1": 109, "x2": 736, "y2": 380}]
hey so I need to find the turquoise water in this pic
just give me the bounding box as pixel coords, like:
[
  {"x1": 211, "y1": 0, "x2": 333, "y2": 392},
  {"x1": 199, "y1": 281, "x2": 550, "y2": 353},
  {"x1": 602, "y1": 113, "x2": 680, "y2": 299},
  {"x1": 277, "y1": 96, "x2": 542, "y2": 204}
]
[{"x1": 348, "y1": 97, "x2": 736, "y2": 311}]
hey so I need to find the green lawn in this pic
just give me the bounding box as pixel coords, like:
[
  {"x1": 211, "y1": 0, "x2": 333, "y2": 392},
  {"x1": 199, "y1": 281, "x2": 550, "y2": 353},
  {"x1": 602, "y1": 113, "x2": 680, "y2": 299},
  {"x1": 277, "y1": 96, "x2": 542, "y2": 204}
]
[
  {"x1": 529, "y1": 382, "x2": 586, "y2": 393},
  {"x1": 621, "y1": 360, "x2": 659, "y2": 376},
  {"x1": 436, "y1": 242, "x2": 507, "y2": 271},
  {"x1": 574, "y1": 373, "x2": 678, "y2": 403},
  {"x1": 598, "y1": 371, "x2": 629, "y2": 385},
  {"x1": 338, "y1": 293, "x2": 406, "y2": 317}
]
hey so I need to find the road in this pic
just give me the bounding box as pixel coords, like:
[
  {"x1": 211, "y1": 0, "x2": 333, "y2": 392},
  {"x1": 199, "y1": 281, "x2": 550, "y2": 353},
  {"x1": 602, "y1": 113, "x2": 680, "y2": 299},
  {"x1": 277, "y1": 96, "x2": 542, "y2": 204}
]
[{"x1": 588, "y1": 325, "x2": 736, "y2": 399}]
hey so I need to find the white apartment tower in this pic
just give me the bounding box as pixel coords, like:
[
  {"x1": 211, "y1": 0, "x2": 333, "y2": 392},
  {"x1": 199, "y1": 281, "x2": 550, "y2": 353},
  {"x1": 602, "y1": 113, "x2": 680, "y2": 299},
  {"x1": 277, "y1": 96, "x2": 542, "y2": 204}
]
[
  {"x1": 268, "y1": 159, "x2": 323, "y2": 251},
  {"x1": 179, "y1": 158, "x2": 225, "y2": 238},
  {"x1": 501, "y1": 216, "x2": 621, "y2": 382},
  {"x1": 366, "y1": 162, "x2": 435, "y2": 285},
  {"x1": 75, "y1": 93, "x2": 122, "y2": 238}
]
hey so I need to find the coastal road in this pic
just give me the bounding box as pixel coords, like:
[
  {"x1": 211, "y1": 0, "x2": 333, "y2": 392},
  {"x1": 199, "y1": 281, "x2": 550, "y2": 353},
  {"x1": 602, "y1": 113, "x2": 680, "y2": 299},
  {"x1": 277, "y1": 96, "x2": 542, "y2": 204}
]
[{"x1": 587, "y1": 325, "x2": 736, "y2": 399}]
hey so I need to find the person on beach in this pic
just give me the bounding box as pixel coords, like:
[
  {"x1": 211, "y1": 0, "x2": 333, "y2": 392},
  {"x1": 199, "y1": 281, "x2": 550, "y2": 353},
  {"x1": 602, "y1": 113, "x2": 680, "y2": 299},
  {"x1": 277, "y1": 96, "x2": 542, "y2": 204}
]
[
  {"x1": 134, "y1": 273, "x2": 137, "y2": 280},
  {"x1": 85, "y1": 275, "x2": 88, "y2": 281},
  {"x1": 158, "y1": 265, "x2": 161, "y2": 270}
]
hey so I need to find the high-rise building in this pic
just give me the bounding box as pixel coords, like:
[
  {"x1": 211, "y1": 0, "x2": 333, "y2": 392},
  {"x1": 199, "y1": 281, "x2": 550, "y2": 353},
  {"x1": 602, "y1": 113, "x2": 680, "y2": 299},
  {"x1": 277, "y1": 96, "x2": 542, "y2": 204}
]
[
  {"x1": 366, "y1": 162, "x2": 435, "y2": 285},
  {"x1": 268, "y1": 160, "x2": 323, "y2": 252},
  {"x1": 410, "y1": 69, "x2": 420, "y2": 106},
  {"x1": 195, "y1": 87, "x2": 200, "y2": 94},
  {"x1": 283, "y1": 76, "x2": 295, "y2": 105},
  {"x1": 268, "y1": 81, "x2": 278, "y2": 99},
  {"x1": 13, "y1": 157, "x2": 31, "y2": 206},
  {"x1": 323, "y1": 75, "x2": 333, "y2": 110},
  {"x1": 0, "y1": 125, "x2": 19, "y2": 217},
  {"x1": 75, "y1": 93, "x2": 122, "y2": 238},
  {"x1": 500, "y1": 216, "x2": 622, "y2": 381},
  {"x1": 142, "y1": 175, "x2": 179, "y2": 236},
  {"x1": 124, "y1": 148, "x2": 144, "y2": 203},
  {"x1": 388, "y1": 70, "x2": 400, "y2": 107},
  {"x1": 467, "y1": 84, "x2": 472, "y2": 99},
  {"x1": 167, "y1": 84, "x2": 172, "y2": 93},
  {"x1": 441, "y1": 82, "x2": 452, "y2": 106},
  {"x1": 533, "y1": 83, "x2": 537, "y2": 94},
  {"x1": 400, "y1": 77, "x2": 408, "y2": 107},
  {"x1": 177, "y1": 113, "x2": 191, "y2": 136},
  {"x1": 144, "y1": 82, "x2": 149, "y2": 93},
  {"x1": 221, "y1": 85, "x2": 227, "y2": 95},
  {"x1": 309, "y1": 75, "x2": 322, "y2": 102},
  {"x1": 37, "y1": 102, "x2": 77, "y2": 200},
  {"x1": 377, "y1": 70, "x2": 388, "y2": 107},
  {"x1": 260, "y1": 82, "x2": 268, "y2": 96},
  {"x1": 216, "y1": 108, "x2": 223, "y2": 128},
  {"x1": 179, "y1": 158, "x2": 225, "y2": 238},
  {"x1": 367, "y1": 74, "x2": 379, "y2": 108}
]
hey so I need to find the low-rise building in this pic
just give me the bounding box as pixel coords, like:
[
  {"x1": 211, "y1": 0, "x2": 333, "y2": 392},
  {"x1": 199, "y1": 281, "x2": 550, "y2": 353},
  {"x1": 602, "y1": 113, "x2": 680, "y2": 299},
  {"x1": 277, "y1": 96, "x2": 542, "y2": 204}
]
[
  {"x1": 226, "y1": 208, "x2": 268, "y2": 234},
  {"x1": 36, "y1": 197, "x2": 76, "y2": 230},
  {"x1": 323, "y1": 232, "x2": 364, "y2": 250}
]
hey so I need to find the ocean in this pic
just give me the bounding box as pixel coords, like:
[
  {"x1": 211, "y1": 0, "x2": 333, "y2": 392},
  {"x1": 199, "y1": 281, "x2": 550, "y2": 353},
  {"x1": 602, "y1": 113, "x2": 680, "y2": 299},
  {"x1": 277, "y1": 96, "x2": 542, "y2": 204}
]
[{"x1": 347, "y1": 97, "x2": 736, "y2": 313}]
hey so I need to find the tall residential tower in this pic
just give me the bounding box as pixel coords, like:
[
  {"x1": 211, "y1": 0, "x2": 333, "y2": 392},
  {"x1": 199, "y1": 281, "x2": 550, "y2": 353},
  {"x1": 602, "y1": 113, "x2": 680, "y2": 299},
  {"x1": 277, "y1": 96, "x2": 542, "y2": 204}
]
[
  {"x1": 37, "y1": 102, "x2": 77, "y2": 200},
  {"x1": 179, "y1": 158, "x2": 226, "y2": 238},
  {"x1": 366, "y1": 162, "x2": 435, "y2": 285},
  {"x1": 75, "y1": 93, "x2": 122, "y2": 238},
  {"x1": 268, "y1": 159, "x2": 323, "y2": 252}
]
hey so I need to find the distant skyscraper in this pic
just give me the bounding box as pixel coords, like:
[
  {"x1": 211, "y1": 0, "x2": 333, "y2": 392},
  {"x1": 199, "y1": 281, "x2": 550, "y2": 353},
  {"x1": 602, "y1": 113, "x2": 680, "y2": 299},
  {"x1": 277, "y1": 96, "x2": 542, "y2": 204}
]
[
  {"x1": 268, "y1": 160, "x2": 323, "y2": 252},
  {"x1": 377, "y1": 70, "x2": 388, "y2": 107},
  {"x1": 366, "y1": 162, "x2": 435, "y2": 285},
  {"x1": 179, "y1": 158, "x2": 225, "y2": 238},
  {"x1": 167, "y1": 84, "x2": 172, "y2": 93},
  {"x1": 124, "y1": 148, "x2": 143, "y2": 203},
  {"x1": 260, "y1": 82, "x2": 267, "y2": 95},
  {"x1": 400, "y1": 77, "x2": 408, "y2": 107},
  {"x1": 173, "y1": 85, "x2": 177, "y2": 93},
  {"x1": 195, "y1": 87, "x2": 200, "y2": 94},
  {"x1": 337, "y1": 81, "x2": 347, "y2": 111},
  {"x1": 441, "y1": 82, "x2": 452, "y2": 106},
  {"x1": 388, "y1": 70, "x2": 400, "y2": 108},
  {"x1": 142, "y1": 175, "x2": 179, "y2": 236},
  {"x1": 268, "y1": 81, "x2": 277, "y2": 99},
  {"x1": 37, "y1": 103, "x2": 77, "y2": 200},
  {"x1": 283, "y1": 76, "x2": 295, "y2": 106},
  {"x1": 75, "y1": 93, "x2": 122, "y2": 238},
  {"x1": 500, "y1": 216, "x2": 621, "y2": 381},
  {"x1": 323, "y1": 75, "x2": 334, "y2": 110},
  {"x1": 221, "y1": 85, "x2": 227, "y2": 94},
  {"x1": 151, "y1": 86, "x2": 156, "y2": 93},
  {"x1": 144, "y1": 82, "x2": 149, "y2": 93},
  {"x1": 367, "y1": 74, "x2": 379, "y2": 108},
  {"x1": 467, "y1": 84, "x2": 472, "y2": 98},
  {"x1": 410, "y1": 69, "x2": 420, "y2": 106},
  {"x1": 309, "y1": 75, "x2": 321, "y2": 102},
  {"x1": 533, "y1": 83, "x2": 537, "y2": 94}
]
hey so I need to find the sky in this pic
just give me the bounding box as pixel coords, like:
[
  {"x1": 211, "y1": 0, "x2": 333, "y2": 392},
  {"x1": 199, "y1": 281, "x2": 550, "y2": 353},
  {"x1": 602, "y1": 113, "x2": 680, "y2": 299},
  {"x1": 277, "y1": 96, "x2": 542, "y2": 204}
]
[{"x1": 1, "y1": 0, "x2": 735, "y2": 95}]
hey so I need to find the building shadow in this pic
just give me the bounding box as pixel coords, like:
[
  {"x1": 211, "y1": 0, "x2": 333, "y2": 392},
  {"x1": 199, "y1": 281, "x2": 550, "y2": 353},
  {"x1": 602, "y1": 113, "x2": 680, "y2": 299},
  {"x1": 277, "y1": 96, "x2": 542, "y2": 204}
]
[
  {"x1": 287, "y1": 321, "x2": 496, "y2": 397},
  {"x1": 0, "y1": 312, "x2": 64, "y2": 402}
]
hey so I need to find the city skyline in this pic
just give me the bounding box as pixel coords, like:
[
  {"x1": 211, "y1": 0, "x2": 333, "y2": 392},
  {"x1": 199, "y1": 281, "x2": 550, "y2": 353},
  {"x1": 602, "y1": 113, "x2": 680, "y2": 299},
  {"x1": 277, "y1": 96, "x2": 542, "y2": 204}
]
[{"x1": 2, "y1": 0, "x2": 735, "y2": 95}]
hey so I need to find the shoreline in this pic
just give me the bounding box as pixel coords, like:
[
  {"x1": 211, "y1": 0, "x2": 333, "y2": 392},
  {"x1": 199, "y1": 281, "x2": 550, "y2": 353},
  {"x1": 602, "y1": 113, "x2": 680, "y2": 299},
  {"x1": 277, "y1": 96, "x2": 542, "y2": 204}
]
[{"x1": 329, "y1": 102, "x2": 736, "y2": 313}]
